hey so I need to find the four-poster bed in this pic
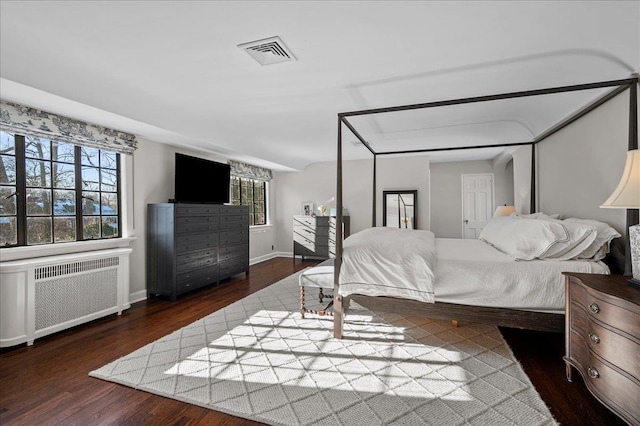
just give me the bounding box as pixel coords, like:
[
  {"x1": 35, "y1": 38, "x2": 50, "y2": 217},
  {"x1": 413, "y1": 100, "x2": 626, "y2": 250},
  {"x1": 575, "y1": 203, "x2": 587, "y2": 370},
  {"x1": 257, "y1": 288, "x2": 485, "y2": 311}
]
[{"x1": 332, "y1": 76, "x2": 639, "y2": 338}]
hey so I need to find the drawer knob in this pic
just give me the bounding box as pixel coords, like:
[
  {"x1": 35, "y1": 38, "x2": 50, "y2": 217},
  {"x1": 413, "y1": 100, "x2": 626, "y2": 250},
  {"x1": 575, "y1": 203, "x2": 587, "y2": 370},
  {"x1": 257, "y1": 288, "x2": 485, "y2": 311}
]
[
  {"x1": 587, "y1": 367, "x2": 600, "y2": 379},
  {"x1": 588, "y1": 333, "x2": 600, "y2": 344},
  {"x1": 589, "y1": 303, "x2": 600, "y2": 314}
]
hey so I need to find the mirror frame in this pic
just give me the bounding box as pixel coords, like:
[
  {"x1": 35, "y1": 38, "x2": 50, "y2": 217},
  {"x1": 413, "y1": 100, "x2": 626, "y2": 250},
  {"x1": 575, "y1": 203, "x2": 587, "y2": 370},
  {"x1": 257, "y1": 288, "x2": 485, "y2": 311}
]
[{"x1": 382, "y1": 190, "x2": 417, "y2": 229}]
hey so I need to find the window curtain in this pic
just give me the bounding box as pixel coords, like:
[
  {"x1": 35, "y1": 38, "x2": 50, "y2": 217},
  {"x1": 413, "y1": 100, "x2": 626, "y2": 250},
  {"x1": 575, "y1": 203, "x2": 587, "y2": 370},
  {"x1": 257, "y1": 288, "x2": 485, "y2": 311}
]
[
  {"x1": 0, "y1": 101, "x2": 138, "y2": 155},
  {"x1": 229, "y1": 160, "x2": 273, "y2": 181}
]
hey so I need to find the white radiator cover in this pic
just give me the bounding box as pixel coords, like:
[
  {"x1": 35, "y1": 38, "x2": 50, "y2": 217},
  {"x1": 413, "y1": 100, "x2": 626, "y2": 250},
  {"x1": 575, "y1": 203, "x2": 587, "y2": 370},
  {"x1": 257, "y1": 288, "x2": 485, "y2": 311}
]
[{"x1": 0, "y1": 248, "x2": 132, "y2": 347}]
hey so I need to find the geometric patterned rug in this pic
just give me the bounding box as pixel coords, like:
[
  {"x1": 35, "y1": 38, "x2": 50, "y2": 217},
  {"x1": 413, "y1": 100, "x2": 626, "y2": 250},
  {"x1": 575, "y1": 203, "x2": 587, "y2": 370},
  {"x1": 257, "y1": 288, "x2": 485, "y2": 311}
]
[{"x1": 90, "y1": 271, "x2": 557, "y2": 425}]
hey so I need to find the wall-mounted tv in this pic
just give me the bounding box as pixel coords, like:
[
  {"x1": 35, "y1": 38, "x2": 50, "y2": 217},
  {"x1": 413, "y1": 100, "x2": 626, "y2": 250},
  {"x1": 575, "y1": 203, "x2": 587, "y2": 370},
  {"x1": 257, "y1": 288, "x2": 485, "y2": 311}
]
[{"x1": 174, "y1": 153, "x2": 230, "y2": 204}]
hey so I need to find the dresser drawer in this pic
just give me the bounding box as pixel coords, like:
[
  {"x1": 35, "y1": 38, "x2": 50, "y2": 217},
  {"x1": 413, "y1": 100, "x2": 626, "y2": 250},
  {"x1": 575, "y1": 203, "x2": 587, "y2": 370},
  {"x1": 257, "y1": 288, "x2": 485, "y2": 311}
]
[
  {"x1": 219, "y1": 206, "x2": 249, "y2": 215},
  {"x1": 176, "y1": 266, "x2": 218, "y2": 294},
  {"x1": 587, "y1": 320, "x2": 640, "y2": 381},
  {"x1": 176, "y1": 221, "x2": 219, "y2": 234},
  {"x1": 585, "y1": 293, "x2": 640, "y2": 340},
  {"x1": 176, "y1": 216, "x2": 218, "y2": 226},
  {"x1": 220, "y1": 220, "x2": 248, "y2": 231},
  {"x1": 176, "y1": 205, "x2": 220, "y2": 216},
  {"x1": 219, "y1": 230, "x2": 247, "y2": 245},
  {"x1": 219, "y1": 245, "x2": 248, "y2": 262},
  {"x1": 585, "y1": 354, "x2": 640, "y2": 425},
  {"x1": 294, "y1": 215, "x2": 330, "y2": 228},
  {"x1": 176, "y1": 233, "x2": 218, "y2": 253},
  {"x1": 294, "y1": 226, "x2": 329, "y2": 244},
  {"x1": 176, "y1": 249, "x2": 218, "y2": 273}
]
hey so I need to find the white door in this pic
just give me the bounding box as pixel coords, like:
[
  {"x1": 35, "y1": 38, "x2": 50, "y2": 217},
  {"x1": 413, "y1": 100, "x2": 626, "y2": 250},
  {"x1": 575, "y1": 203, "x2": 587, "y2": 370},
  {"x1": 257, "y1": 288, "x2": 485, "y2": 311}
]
[{"x1": 462, "y1": 174, "x2": 494, "y2": 239}]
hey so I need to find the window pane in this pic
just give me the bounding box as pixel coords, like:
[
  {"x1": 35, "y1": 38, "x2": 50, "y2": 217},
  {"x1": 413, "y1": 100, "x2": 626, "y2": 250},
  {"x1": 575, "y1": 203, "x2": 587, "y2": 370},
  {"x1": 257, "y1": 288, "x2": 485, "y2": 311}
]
[
  {"x1": 26, "y1": 188, "x2": 51, "y2": 216},
  {"x1": 101, "y1": 216, "x2": 118, "y2": 238},
  {"x1": 24, "y1": 137, "x2": 51, "y2": 160},
  {"x1": 82, "y1": 191, "x2": 100, "y2": 215},
  {"x1": 101, "y1": 169, "x2": 117, "y2": 192},
  {"x1": 0, "y1": 155, "x2": 16, "y2": 184},
  {"x1": 81, "y1": 166, "x2": 100, "y2": 190},
  {"x1": 27, "y1": 217, "x2": 52, "y2": 245},
  {"x1": 54, "y1": 217, "x2": 76, "y2": 243},
  {"x1": 51, "y1": 141, "x2": 75, "y2": 163},
  {"x1": 53, "y1": 190, "x2": 76, "y2": 215},
  {"x1": 256, "y1": 213, "x2": 265, "y2": 225},
  {"x1": 83, "y1": 217, "x2": 100, "y2": 239},
  {"x1": 0, "y1": 186, "x2": 17, "y2": 215},
  {"x1": 52, "y1": 163, "x2": 75, "y2": 188},
  {"x1": 100, "y1": 151, "x2": 117, "y2": 169},
  {"x1": 80, "y1": 147, "x2": 100, "y2": 166},
  {"x1": 101, "y1": 193, "x2": 118, "y2": 215},
  {"x1": 0, "y1": 217, "x2": 17, "y2": 246},
  {"x1": 0, "y1": 132, "x2": 15, "y2": 154},
  {"x1": 25, "y1": 159, "x2": 51, "y2": 187}
]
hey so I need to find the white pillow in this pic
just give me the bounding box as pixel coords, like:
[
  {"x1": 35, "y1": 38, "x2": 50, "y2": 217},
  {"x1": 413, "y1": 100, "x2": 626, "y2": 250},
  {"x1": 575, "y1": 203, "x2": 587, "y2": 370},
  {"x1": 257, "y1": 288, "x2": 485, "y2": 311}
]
[
  {"x1": 479, "y1": 216, "x2": 568, "y2": 260},
  {"x1": 536, "y1": 219, "x2": 597, "y2": 260},
  {"x1": 516, "y1": 212, "x2": 561, "y2": 220},
  {"x1": 564, "y1": 218, "x2": 621, "y2": 260}
]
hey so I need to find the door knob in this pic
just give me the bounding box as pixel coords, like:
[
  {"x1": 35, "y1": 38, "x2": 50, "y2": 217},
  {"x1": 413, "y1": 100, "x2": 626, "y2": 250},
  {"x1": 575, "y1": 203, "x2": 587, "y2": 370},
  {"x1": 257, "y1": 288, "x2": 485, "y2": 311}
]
[{"x1": 464, "y1": 220, "x2": 469, "y2": 224}]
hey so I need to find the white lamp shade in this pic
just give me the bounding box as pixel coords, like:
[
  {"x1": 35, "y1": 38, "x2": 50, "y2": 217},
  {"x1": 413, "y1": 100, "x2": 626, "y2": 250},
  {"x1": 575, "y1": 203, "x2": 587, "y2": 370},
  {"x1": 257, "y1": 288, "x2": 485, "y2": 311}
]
[
  {"x1": 601, "y1": 149, "x2": 640, "y2": 209},
  {"x1": 493, "y1": 205, "x2": 516, "y2": 217}
]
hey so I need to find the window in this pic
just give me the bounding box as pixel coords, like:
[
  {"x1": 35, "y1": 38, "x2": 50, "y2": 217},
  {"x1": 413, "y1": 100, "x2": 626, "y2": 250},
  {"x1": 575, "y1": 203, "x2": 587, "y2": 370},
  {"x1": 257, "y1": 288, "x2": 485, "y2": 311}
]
[
  {"x1": 0, "y1": 131, "x2": 121, "y2": 247},
  {"x1": 230, "y1": 176, "x2": 267, "y2": 226}
]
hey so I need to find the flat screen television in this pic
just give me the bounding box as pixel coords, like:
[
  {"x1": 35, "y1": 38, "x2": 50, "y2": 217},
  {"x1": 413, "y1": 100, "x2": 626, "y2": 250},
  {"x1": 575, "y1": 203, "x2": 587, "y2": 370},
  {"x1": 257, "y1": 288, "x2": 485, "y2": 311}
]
[{"x1": 174, "y1": 153, "x2": 230, "y2": 203}]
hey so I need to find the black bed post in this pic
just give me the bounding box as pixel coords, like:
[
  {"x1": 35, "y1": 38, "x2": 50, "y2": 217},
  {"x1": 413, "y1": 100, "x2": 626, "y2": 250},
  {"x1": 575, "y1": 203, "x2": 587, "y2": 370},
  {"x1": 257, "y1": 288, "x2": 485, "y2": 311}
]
[
  {"x1": 372, "y1": 154, "x2": 377, "y2": 227},
  {"x1": 530, "y1": 143, "x2": 536, "y2": 214},
  {"x1": 625, "y1": 80, "x2": 639, "y2": 276},
  {"x1": 334, "y1": 116, "x2": 344, "y2": 339}
]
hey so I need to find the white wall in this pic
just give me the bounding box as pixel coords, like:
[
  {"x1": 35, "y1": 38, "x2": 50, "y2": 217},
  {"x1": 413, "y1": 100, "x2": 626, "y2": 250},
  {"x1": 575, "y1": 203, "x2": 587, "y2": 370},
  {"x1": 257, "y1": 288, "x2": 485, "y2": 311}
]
[
  {"x1": 127, "y1": 137, "x2": 276, "y2": 299},
  {"x1": 430, "y1": 159, "x2": 514, "y2": 238},
  {"x1": 536, "y1": 89, "x2": 633, "y2": 234},
  {"x1": 512, "y1": 146, "x2": 532, "y2": 214},
  {"x1": 274, "y1": 155, "x2": 431, "y2": 254}
]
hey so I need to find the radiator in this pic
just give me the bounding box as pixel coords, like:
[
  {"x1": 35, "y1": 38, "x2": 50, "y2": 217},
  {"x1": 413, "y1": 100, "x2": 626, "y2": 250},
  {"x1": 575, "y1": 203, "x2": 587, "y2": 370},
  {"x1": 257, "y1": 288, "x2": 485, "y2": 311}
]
[{"x1": 0, "y1": 247, "x2": 132, "y2": 347}]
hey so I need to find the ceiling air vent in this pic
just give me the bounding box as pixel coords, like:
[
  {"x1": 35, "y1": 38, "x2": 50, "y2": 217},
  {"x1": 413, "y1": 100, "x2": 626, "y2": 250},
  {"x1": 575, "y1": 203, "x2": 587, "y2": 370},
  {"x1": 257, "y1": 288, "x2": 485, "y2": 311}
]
[{"x1": 238, "y1": 36, "x2": 296, "y2": 66}]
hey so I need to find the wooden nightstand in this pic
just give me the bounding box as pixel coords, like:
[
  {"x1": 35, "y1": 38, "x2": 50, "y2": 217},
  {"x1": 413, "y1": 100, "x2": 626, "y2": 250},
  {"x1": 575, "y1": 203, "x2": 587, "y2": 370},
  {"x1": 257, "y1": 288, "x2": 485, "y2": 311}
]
[{"x1": 563, "y1": 273, "x2": 640, "y2": 426}]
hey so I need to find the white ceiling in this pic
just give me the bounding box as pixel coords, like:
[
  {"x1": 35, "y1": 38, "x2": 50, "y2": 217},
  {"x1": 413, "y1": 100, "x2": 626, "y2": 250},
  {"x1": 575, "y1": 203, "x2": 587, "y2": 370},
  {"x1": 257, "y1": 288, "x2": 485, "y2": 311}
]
[{"x1": 1, "y1": 1, "x2": 638, "y2": 171}]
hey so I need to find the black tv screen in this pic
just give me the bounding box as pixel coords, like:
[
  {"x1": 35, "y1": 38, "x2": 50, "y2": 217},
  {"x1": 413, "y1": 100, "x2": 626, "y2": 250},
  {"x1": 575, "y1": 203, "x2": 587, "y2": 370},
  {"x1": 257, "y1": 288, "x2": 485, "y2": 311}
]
[{"x1": 174, "y1": 153, "x2": 230, "y2": 204}]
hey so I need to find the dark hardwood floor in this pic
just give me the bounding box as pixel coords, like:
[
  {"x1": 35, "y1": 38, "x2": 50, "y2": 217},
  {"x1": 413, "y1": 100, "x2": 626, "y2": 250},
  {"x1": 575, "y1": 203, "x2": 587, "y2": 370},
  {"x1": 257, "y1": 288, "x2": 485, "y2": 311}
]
[{"x1": 0, "y1": 258, "x2": 625, "y2": 425}]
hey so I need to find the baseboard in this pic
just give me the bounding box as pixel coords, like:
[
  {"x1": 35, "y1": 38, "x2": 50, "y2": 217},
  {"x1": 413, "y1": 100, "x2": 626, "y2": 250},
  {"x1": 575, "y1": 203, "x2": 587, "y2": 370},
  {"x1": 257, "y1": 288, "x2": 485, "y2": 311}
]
[
  {"x1": 129, "y1": 290, "x2": 147, "y2": 304},
  {"x1": 250, "y1": 252, "x2": 294, "y2": 265}
]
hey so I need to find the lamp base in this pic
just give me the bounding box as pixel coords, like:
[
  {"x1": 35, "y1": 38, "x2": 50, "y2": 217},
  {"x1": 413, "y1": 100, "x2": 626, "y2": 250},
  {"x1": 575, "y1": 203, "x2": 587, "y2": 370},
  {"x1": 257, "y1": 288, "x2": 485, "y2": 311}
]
[{"x1": 629, "y1": 278, "x2": 640, "y2": 290}]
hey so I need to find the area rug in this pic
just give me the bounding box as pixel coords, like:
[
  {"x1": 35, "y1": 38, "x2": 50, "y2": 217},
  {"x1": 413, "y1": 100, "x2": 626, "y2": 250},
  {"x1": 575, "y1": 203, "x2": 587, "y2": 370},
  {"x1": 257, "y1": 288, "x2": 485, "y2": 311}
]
[{"x1": 90, "y1": 271, "x2": 556, "y2": 425}]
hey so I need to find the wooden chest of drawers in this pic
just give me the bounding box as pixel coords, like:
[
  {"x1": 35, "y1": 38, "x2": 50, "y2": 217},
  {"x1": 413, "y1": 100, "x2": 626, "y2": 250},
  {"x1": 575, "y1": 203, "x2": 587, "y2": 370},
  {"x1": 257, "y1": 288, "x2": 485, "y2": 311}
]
[
  {"x1": 293, "y1": 215, "x2": 350, "y2": 260},
  {"x1": 147, "y1": 203, "x2": 249, "y2": 301},
  {"x1": 564, "y1": 273, "x2": 640, "y2": 425}
]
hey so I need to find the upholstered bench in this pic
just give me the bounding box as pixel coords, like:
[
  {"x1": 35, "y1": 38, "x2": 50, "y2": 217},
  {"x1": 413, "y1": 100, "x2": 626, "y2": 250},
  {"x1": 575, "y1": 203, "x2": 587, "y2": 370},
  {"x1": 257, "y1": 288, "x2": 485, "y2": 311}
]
[{"x1": 299, "y1": 259, "x2": 335, "y2": 318}]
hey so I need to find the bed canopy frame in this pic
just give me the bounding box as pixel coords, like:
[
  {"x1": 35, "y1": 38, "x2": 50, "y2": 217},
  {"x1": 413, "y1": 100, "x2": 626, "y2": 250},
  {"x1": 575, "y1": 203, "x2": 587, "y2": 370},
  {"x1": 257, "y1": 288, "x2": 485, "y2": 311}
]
[{"x1": 333, "y1": 76, "x2": 639, "y2": 338}]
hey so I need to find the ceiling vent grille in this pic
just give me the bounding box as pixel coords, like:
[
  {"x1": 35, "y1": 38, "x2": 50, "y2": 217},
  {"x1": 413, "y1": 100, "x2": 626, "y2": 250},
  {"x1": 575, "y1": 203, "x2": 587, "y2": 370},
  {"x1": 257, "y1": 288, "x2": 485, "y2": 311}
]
[{"x1": 238, "y1": 36, "x2": 296, "y2": 65}]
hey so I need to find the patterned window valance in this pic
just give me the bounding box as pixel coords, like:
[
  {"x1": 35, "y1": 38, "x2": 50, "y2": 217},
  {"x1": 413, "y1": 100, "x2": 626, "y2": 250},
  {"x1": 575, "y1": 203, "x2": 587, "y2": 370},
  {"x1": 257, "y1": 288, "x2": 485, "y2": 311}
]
[
  {"x1": 229, "y1": 160, "x2": 273, "y2": 181},
  {"x1": 0, "y1": 101, "x2": 138, "y2": 155}
]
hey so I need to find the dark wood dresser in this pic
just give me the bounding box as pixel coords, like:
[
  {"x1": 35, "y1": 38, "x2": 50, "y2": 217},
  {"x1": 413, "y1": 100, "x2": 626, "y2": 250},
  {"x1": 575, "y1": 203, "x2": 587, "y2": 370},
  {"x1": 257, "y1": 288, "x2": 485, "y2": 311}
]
[
  {"x1": 563, "y1": 273, "x2": 640, "y2": 425},
  {"x1": 147, "y1": 203, "x2": 249, "y2": 301}
]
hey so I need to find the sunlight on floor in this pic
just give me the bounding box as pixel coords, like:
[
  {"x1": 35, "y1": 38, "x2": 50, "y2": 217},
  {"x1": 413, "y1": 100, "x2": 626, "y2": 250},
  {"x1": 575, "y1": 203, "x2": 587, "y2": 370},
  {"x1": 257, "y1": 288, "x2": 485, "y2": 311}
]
[{"x1": 164, "y1": 310, "x2": 474, "y2": 402}]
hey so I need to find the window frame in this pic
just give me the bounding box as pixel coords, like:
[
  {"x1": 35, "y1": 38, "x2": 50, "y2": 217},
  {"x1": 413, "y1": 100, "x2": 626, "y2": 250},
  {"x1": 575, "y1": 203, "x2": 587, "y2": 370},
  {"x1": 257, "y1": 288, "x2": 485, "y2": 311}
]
[
  {"x1": 230, "y1": 176, "x2": 268, "y2": 226},
  {"x1": 0, "y1": 131, "x2": 122, "y2": 248}
]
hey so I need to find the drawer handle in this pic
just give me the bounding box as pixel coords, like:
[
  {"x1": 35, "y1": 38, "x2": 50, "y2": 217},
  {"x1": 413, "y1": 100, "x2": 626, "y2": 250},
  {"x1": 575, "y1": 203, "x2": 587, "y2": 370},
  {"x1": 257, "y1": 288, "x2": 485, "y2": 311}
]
[
  {"x1": 587, "y1": 367, "x2": 600, "y2": 379},
  {"x1": 589, "y1": 303, "x2": 600, "y2": 314},
  {"x1": 588, "y1": 333, "x2": 600, "y2": 344}
]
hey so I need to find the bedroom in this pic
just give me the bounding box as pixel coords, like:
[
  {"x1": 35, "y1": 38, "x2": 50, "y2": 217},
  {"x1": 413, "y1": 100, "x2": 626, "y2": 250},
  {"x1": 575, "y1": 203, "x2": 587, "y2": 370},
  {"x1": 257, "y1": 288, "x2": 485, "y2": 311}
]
[{"x1": 1, "y1": 1, "x2": 639, "y2": 425}]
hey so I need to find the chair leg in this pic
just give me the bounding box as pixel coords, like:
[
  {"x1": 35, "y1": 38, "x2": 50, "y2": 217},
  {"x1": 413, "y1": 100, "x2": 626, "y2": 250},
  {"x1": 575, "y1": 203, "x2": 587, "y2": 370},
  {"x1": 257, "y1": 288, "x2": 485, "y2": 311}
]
[{"x1": 300, "y1": 286, "x2": 306, "y2": 319}]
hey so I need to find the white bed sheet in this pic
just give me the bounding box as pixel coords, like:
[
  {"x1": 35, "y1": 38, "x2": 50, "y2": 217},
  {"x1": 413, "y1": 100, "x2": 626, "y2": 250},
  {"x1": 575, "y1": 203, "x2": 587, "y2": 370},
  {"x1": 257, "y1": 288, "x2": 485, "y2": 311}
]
[{"x1": 433, "y1": 238, "x2": 609, "y2": 314}]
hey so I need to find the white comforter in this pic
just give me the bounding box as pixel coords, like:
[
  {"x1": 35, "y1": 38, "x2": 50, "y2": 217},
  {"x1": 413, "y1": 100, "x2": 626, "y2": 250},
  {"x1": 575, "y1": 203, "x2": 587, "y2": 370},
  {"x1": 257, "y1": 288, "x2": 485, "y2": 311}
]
[{"x1": 339, "y1": 227, "x2": 437, "y2": 303}]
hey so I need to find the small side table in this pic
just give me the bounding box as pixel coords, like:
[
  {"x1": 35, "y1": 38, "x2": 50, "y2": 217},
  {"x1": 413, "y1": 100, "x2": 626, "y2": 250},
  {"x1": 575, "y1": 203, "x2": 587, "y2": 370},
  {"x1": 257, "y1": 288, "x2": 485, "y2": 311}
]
[{"x1": 563, "y1": 273, "x2": 640, "y2": 426}]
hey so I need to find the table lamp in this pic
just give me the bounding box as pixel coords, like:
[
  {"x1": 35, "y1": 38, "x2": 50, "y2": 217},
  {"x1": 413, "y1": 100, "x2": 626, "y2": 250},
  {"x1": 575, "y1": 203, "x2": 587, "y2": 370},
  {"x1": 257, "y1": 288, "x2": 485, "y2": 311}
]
[{"x1": 600, "y1": 149, "x2": 640, "y2": 288}]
